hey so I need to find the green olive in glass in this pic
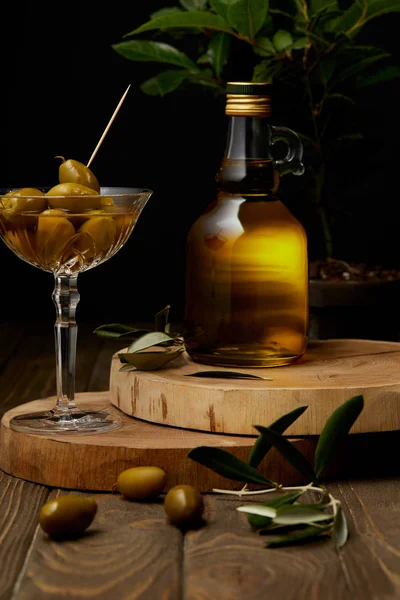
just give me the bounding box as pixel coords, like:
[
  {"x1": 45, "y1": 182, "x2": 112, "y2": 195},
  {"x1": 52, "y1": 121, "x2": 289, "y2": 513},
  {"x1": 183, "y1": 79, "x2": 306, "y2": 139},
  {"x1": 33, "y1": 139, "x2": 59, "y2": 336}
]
[
  {"x1": 39, "y1": 495, "x2": 97, "y2": 539},
  {"x1": 2, "y1": 188, "x2": 47, "y2": 227},
  {"x1": 116, "y1": 466, "x2": 167, "y2": 501},
  {"x1": 164, "y1": 485, "x2": 204, "y2": 526},
  {"x1": 56, "y1": 157, "x2": 101, "y2": 193},
  {"x1": 46, "y1": 183, "x2": 101, "y2": 212}
]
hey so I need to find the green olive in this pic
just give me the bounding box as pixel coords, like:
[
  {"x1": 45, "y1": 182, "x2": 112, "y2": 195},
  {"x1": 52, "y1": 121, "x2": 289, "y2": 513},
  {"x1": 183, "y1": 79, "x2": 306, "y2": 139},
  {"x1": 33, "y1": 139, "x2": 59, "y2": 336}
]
[
  {"x1": 163, "y1": 485, "x2": 204, "y2": 527},
  {"x1": 39, "y1": 495, "x2": 97, "y2": 540},
  {"x1": 56, "y1": 157, "x2": 101, "y2": 193},
  {"x1": 2, "y1": 188, "x2": 47, "y2": 227},
  {"x1": 46, "y1": 183, "x2": 101, "y2": 213},
  {"x1": 36, "y1": 209, "x2": 76, "y2": 260},
  {"x1": 116, "y1": 466, "x2": 167, "y2": 501},
  {"x1": 75, "y1": 215, "x2": 117, "y2": 257}
]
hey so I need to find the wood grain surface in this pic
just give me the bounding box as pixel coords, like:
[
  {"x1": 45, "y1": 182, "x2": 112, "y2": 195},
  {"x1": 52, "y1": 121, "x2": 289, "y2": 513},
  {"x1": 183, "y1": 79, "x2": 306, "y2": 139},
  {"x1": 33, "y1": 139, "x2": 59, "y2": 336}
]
[
  {"x1": 0, "y1": 321, "x2": 399, "y2": 600},
  {"x1": 110, "y1": 339, "x2": 400, "y2": 434},
  {"x1": 0, "y1": 393, "x2": 318, "y2": 490}
]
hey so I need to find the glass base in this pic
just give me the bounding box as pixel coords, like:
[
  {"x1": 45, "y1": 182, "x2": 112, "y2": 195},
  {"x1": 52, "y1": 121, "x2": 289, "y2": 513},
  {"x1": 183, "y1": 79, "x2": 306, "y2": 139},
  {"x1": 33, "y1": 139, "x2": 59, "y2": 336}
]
[{"x1": 10, "y1": 409, "x2": 122, "y2": 435}]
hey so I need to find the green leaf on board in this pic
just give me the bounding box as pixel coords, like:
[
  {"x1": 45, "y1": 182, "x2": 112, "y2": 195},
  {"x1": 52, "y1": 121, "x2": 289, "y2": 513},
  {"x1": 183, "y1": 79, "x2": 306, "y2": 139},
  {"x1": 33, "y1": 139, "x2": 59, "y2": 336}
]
[
  {"x1": 150, "y1": 7, "x2": 183, "y2": 20},
  {"x1": 154, "y1": 305, "x2": 171, "y2": 332},
  {"x1": 125, "y1": 12, "x2": 233, "y2": 37},
  {"x1": 180, "y1": 0, "x2": 208, "y2": 9},
  {"x1": 118, "y1": 348, "x2": 185, "y2": 371},
  {"x1": 140, "y1": 69, "x2": 188, "y2": 96},
  {"x1": 127, "y1": 331, "x2": 176, "y2": 353},
  {"x1": 187, "y1": 446, "x2": 275, "y2": 486},
  {"x1": 272, "y1": 29, "x2": 293, "y2": 52},
  {"x1": 228, "y1": 0, "x2": 268, "y2": 38},
  {"x1": 112, "y1": 40, "x2": 199, "y2": 70},
  {"x1": 238, "y1": 504, "x2": 333, "y2": 525},
  {"x1": 266, "y1": 525, "x2": 331, "y2": 547},
  {"x1": 273, "y1": 505, "x2": 333, "y2": 525},
  {"x1": 253, "y1": 36, "x2": 276, "y2": 57},
  {"x1": 185, "y1": 370, "x2": 272, "y2": 380},
  {"x1": 314, "y1": 394, "x2": 364, "y2": 478},
  {"x1": 93, "y1": 324, "x2": 150, "y2": 339},
  {"x1": 207, "y1": 32, "x2": 231, "y2": 77},
  {"x1": 355, "y1": 65, "x2": 400, "y2": 88},
  {"x1": 119, "y1": 364, "x2": 138, "y2": 372},
  {"x1": 254, "y1": 426, "x2": 318, "y2": 483},
  {"x1": 249, "y1": 406, "x2": 308, "y2": 468},
  {"x1": 210, "y1": 0, "x2": 230, "y2": 21},
  {"x1": 246, "y1": 492, "x2": 302, "y2": 529},
  {"x1": 333, "y1": 505, "x2": 349, "y2": 549}
]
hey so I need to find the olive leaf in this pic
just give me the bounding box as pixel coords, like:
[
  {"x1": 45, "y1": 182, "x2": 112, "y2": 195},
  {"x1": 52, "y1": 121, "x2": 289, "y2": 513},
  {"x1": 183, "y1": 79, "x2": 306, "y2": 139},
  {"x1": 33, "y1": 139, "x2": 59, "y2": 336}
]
[
  {"x1": 154, "y1": 305, "x2": 171, "y2": 332},
  {"x1": 210, "y1": 0, "x2": 230, "y2": 22},
  {"x1": 227, "y1": 0, "x2": 268, "y2": 38},
  {"x1": 119, "y1": 364, "x2": 138, "y2": 372},
  {"x1": 125, "y1": 12, "x2": 233, "y2": 37},
  {"x1": 238, "y1": 504, "x2": 333, "y2": 525},
  {"x1": 314, "y1": 394, "x2": 364, "y2": 478},
  {"x1": 112, "y1": 40, "x2": 199, "y2": 70},
  {"x1": 254, "y1": 426, "x2": 318, "y2": 483},
  {"x1": 272, "y1": 29, "x2": 293, "y2": 52},
  {"x1": 246, "y1": 492, "x2": 302, "y2": 529},
  {"x1": 184, "y1": 371, "x2": 271, "y2": 380},
  {"x1": 249, "y1": 406, "x2": 308, "y2": 468},
  {"x1": 333, "y1": 505, "x2": 348, "y2": 549},
  {"x1": 187, "y1": 446, "x2": 275, "y2": 486},
  {"x1": 266, "y1": 525, "x2": 331, "y2": 548},
  {"x1": 93, "y1": 324, "x2": 150, "y2": 339},
  {"x1": 118, "y1": 348, "x2": 185, "y2": 371},
  {"x1": 140, "y1": 69, "x2": 189, "y2": 96},
  {"x1": 127, "y1": 331, "x2": 176, "y2": 353},
  {"x1": 207, "y1": 32, "x2": 231, "y2": 77}
]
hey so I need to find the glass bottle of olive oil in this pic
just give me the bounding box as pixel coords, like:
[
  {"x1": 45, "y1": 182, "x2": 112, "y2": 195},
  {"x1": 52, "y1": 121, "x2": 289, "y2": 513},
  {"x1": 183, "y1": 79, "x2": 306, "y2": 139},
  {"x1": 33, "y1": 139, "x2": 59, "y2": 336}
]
[{"x1": 184, "y1": 82, "x2": 308, "y2": 367}]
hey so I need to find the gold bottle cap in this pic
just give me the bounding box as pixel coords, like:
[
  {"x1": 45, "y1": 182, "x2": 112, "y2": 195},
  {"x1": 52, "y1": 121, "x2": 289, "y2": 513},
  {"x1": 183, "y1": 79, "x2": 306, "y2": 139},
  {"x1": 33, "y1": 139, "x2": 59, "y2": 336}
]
[{"x1": 225, "y1": 81, "x2": 272, "y2": 117}]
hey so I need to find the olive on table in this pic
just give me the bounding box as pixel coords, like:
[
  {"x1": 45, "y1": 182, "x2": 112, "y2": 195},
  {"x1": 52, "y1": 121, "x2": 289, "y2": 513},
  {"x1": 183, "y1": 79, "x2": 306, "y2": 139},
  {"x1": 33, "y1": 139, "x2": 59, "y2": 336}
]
[
  {"x1": 56, "y1": 157, "x2": 101, "y2": 193},
  {"x1": 75, "y1": 215, "x2": 117, "y2": 257},
  {"x1": 116, "y1": 466, "x2": 167, "y2": 501},
  {"x1": 36, "y1": 209, "x2": 76, "y2": 260},
  {"x1": 163, "y1": 485, "x2": 204, "y2": 527},
  {"x1": 39, "y1": 495, "x2": 97, "y2": 540},
  {"x1": 46, "y1": 183, "x2": 101, "y2": 213}
]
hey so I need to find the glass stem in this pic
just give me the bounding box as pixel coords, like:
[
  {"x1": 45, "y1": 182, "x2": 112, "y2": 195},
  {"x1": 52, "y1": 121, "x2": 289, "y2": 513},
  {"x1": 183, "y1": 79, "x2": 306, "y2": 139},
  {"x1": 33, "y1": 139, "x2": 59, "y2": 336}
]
[{"x1": 52, "y1": 275, "x2": 80, "y2": 414}]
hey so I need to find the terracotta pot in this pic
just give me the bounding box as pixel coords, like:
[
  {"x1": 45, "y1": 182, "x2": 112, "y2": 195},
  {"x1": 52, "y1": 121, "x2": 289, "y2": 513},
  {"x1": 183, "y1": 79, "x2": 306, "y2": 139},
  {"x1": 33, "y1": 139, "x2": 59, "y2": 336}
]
[{"x1": 308, "y1": 278, "x2": 400, "y2": 341}]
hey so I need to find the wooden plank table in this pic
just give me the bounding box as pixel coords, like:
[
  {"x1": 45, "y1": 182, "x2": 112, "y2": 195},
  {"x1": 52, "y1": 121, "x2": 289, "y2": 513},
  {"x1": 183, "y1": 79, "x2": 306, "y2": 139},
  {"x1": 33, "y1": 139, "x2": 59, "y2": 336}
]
[{"x1": 1, "y1": 319, "x2": 399, "y2": 600}]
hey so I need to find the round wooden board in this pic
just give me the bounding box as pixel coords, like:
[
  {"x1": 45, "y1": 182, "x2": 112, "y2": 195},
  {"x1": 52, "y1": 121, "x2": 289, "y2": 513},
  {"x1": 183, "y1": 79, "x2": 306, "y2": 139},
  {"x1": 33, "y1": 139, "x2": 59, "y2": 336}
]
[
  {"x1": 110, "y1": 339, "x2": 400, "y2": 435},
  {"x1": 0, "y1": 393, "x2": 318, "y2": 491}
]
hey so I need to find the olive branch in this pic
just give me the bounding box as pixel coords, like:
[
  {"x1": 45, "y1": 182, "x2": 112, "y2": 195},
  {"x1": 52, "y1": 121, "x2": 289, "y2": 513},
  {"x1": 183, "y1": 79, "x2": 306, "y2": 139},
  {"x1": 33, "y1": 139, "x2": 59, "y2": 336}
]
[{"x1": 188, "y1": 395, "x2": 364, "y2": 548}]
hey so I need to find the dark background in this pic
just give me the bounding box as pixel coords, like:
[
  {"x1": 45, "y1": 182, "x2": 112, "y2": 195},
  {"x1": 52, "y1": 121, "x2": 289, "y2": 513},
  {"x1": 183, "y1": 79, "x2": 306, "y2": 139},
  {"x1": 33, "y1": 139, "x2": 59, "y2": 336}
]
[{"x1": 1, "y1": 1, "x2": 399, "y2": 328}]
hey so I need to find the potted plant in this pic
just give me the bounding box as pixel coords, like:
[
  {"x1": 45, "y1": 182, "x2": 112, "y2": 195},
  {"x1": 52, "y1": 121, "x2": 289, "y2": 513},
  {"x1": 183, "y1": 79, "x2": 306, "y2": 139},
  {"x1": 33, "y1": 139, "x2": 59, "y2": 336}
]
[{"x1": 112, "y1": 0, "x2": 400, "y2": 340}]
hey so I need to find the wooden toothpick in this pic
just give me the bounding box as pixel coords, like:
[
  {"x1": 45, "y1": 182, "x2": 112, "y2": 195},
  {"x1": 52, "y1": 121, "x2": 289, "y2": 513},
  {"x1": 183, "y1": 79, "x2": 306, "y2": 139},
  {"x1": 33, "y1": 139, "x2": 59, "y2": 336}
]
[{"x1": 87, "y1": 84, "x2": 131, "y2": 168}]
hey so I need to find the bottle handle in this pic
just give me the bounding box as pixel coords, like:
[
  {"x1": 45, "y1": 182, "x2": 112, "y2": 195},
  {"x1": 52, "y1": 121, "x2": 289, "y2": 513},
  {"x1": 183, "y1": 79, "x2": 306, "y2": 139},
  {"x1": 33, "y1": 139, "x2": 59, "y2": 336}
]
[{"x1": 270, "y1": 125, "x2": 305, "y2": 176}]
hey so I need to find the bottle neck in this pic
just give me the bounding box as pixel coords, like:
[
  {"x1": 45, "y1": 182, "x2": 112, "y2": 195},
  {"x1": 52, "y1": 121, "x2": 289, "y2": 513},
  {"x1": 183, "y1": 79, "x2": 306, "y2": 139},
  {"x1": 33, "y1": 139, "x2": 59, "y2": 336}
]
[
  {"x1": 224, "y1": 116, "x2": 272, "y2": 160},
  {"x1": 218, "y1": 116, "x2": 278, "y2": 196}
]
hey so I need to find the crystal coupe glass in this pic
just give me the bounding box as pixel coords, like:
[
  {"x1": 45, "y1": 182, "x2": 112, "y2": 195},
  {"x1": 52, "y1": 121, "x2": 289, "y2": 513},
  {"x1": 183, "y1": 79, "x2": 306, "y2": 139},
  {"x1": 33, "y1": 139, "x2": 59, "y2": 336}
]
[{"x1": 0, "y1": 187, "x2": 152, "y2": 434}]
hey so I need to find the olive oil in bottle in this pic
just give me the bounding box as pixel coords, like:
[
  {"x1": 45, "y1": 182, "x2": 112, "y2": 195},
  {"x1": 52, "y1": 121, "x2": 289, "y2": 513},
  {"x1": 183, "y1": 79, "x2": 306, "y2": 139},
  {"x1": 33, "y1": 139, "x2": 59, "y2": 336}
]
[{"x1": 184, "y1": 82, "x2": 308, "y2": 367}]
